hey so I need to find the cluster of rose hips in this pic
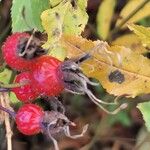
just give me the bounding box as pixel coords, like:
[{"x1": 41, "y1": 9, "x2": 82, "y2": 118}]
[
  {"x1": 2, "y1": 32, "x2": 65, "y2": 102},
  {"x1": 2, "y1": 33, "x2": 98, "y2": 103},
  {"x1": 1, "y1": 32, "x2": 91, "y2": 149},
  {"x1": 0, "y1": 32, "x2": 127, "y2": 149}
]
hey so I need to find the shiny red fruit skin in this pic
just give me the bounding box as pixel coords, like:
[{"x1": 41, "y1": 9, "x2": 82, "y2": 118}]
[
  {"x1": 2, "y1": 33, "x2": 32, "y2": 71},
  {"x1": 30, "y1": 56, "x2": 64, "y2": 96},
  {"x1": 12, "y1": 72, "x2": 38, "y2": 103},
  {"x1": 16, "y1": 104, "x2": 44, "y2": 135}
]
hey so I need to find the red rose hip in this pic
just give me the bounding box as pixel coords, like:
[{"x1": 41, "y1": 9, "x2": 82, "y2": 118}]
[
  {"x1": 16, "y1": 104, "x2": 44, "y2": 135},
  {"x1": 12, "y1": 72, "x2": 38, "y2": 102},
  {"x1": 2, "y1": 33, "x2": 31, "y2": 71},
  {"x1": 31, "y1": 56, "x2": 64, "y2": 96},
  {"x1": 2, "y1": 32, "x2": 46, "y2": 71}
]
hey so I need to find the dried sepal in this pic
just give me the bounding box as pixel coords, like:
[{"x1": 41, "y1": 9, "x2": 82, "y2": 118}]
[{"x1": 42, "y1": 111, "x2": 88, "y2": 150}]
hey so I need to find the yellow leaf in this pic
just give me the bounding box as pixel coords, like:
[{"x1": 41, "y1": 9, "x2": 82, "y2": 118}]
[
  {"x1": 112, "y1": 34, "x2": 148, "y2": 54},
  {"x1": 41, "y1": 1, "x2": 70, "y2": 49},
  {"x1": 61, "y1": 35, "x2": 150, "y2": 98},
  {"x1": 48, "y1": 44, "x2": 67, "y2": 61},
  {"x1": 116, "y1": 0, "x2": 150, "y2": 28},
  {"x1": 97, "y1": 0, "x2": 117, "y2": 40},
  {"x1": 41, "y1": 0, "x2": 88, "y2": 60},
  {"x1": 49, "y1": 0, "x2": 61, "y2": 7},
  {"x1": 128, "y1": 24, "x2": 150, "y2": 48}
]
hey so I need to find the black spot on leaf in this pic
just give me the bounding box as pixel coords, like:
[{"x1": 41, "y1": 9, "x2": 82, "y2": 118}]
[{"x1": 108, "y1": 70, "x2": 125, "y2": 84}]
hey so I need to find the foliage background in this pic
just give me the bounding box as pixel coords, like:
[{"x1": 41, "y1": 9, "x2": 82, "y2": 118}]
[{"x1": 0, "y1": 0, "x2": 150, "y2": 150}]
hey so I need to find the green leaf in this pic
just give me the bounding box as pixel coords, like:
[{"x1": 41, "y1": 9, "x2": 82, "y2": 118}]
[
  {"x1": 97, "y1": 0, "x2": 116, "y2": 40},
  {"x1": 137, "y1": 102, "x2": 150, "y2": 131},
  {"x1": 11, "y1": 0, "x2": 49, "y2": 32},
  {"x1": 11, "y1": 0, "x2": 35, "y2": 32},
  {"x1": 31, "y1": 0, "x2": 50, "y2": 31},
  {"x1": 0, "y1": 68, "x2": 12, "y2": 84},
  {"x1": 128, "y1": 24, "x2": 150, "y2": 48}
]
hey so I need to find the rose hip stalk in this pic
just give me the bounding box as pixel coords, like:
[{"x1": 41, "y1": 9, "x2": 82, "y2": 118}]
[
  {"x1": 0, "y1": 104, "x2": 88, "y2": 150},
  {"x1": 31, "y1": 54, "x2": 127, "y2": 114}
]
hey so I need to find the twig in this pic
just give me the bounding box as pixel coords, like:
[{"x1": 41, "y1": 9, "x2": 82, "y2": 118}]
[{"x1": 0, "y1": 93, "x2": 13, "y2": 150}]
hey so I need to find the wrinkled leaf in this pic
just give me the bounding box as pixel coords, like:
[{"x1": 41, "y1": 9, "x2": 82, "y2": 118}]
[
  {"x1": 97, "y1": 0, "x2": 116, "y2": 40},
  {"x1": 11, "y1": 0, "x2": 35, "y2": 32},
  {"x1": 61, "y1": 35, "x2": 150, "y2": 98},
  {"x1": 112, "y1": 34, "x2": 148, "y2": 54},
  {"x1": 41, "y1": 1, "x2": 70, "y2": 48},
  {"x1": 116, "y1": 0, "x2": 150, "y2": 28},
  {"x1": 63, "y1": 6, "x2": 88, "y2": 35},
  {"x1": 128, "y1": 24, "x2": 150, "y2": 48},
  {"x1": 137, "y1": 102, "x2": 150, "y2": 131},
  {"x1": 63, "y1": 0, "x2": 88, "y2": 35},
  {"x1": 41, "y1": 0, "x2": 88, "y2": 59},
  {"x1": 0, "y1": 68, "x2": 12, "y2": 84}
]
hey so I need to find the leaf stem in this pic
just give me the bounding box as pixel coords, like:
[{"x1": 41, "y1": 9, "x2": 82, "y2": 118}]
[{"x1": 109, "y1": 0, "x2": 150, "y2": 40}]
